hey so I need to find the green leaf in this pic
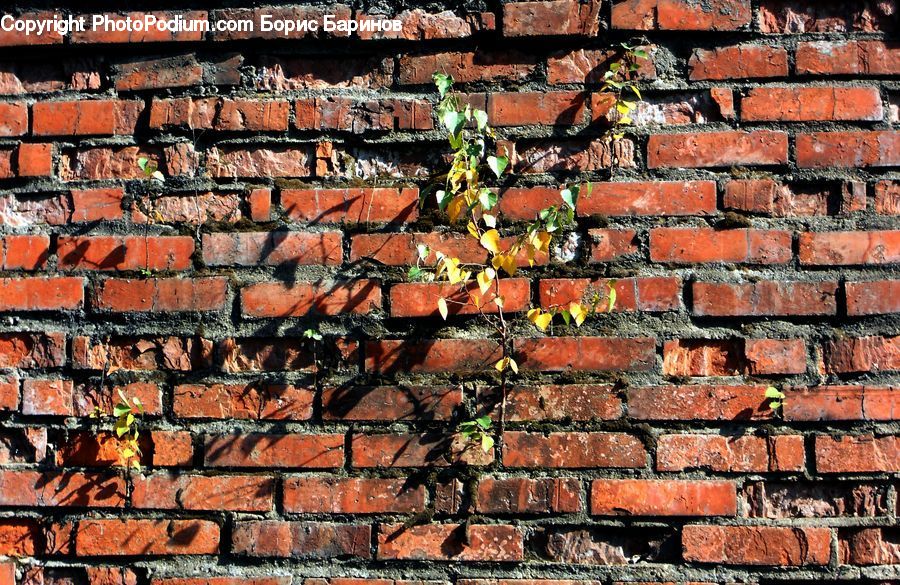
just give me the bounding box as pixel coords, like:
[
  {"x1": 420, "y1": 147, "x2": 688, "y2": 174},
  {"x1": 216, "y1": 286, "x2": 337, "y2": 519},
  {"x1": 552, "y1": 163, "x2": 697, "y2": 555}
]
[
  {"x1": 765, "y1": 387, "x2": 785, "y2": 399},
  {"x1": 486, "y1": 155, "x2": 508, "y2": 179},
  {"x1": 473, "y1": 109, "x2": 488, "y2": 130},
  {"x1": 632, "y1": 49, "x2": 649, "y2": 60},
  {"x1": 433, "y1": 73, "x2": 452, "y2": 98},
  {"x1": 137, "y1": 157, "x2": 149, "y2": 171},
  {"x1": 560, "y1": 310, "x2": 571, "y2": 325},
  {"x1": 407, "y1": 266, "x2": 423, "y2": 280},
  {"x1": 561, "y1": 188, "x2": 576, "y2": 209},
  {"x1": 475, "y1": 415, "x2": 492, "y2": 430},
  {"x1": 441, "y1": 109, "x2": 463, "y2": 134},
  {"x1": 769, "y1": 401, "x2": 782, "y2": 409},
  {"x1": 479, "y1": 189, "x2": 498, "y2": 211},
  {"x1": 481, "y1": 434, "x2": 494, "y2": 452},
  {"x1": 113, "y1": 404, "x2": 131, "y2": 417}
]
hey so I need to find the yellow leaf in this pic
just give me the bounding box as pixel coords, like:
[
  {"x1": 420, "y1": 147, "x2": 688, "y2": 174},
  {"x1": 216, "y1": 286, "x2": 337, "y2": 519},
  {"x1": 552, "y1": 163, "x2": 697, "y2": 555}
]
[
  {"x1": 508, "y1": 357, "x2": 519, "y2": 374},
  {"x1": 447, "y1": 196, "x2": 465, "y2": 223},
  {"x1": 491, "y1": 253, "x2": 516, "y2": 276},
  {"x1": 527, "y1": 308, "x2": 552, "y2": 331},
  {"x1": 531, "y1": 231, "x2": 552, "y2": 253},
  {"x1": 569, "y1": 302, "x2": 586, "y2": 326},
  {"x1": 467, "y1": 221, "x2": 479, "y2": 239},
  {"x1": 495, "y1": 357, "x2": 507, "y2": 372},
  {"x1": 494, "y1": 295, "x2": 504, "y2": 309},
  {"x1": 480, "y1": 229, "x2": 501, "y2": 254},
  {"x1": 437, "y1": 297, "x2": 449, "y2": 320},
  {"x1": 477, "y1": 270, "x2": 493, "y2": 295}
]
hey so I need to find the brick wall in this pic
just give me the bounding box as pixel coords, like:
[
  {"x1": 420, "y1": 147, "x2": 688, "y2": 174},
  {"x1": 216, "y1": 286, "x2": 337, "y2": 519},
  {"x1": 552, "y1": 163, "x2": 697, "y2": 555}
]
[{"x1": 0, "y1": 0, "x2": 898, "y2": 583}]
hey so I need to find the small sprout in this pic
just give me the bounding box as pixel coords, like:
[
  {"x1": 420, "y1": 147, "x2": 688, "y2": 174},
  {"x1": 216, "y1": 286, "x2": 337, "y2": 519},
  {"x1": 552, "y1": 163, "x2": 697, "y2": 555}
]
[
  {"x1": 303, "y1": 328, "x2": 323, "y2": 341},
  {"x1": 437, "y1": 297, "x2": 449, "y2": 320},
  {"x1": 765, "y1": 387, "x2": 786, "y2": 410},
  {"x1": 460, "y1": 415, "x2": 494, "y2": 453}
]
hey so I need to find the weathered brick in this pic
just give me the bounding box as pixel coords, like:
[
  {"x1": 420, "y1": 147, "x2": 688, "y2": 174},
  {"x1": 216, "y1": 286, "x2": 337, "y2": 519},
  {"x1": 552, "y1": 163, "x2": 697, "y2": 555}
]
[
  {"x1": 797, "y1": 132, "x2": 900, "y2": 168},
  {"x1": 73, "y1": 336, "x2": 213, "y2": 371},
  {"x1": 76, "y1": 519, "x2": 220, "y2": 556},
  {"x1": 503, "y1": 432, "x2": 646, "y2": 468},
  {"x1": 657, "y1": 434, "x2": 805, "y2": 472},
  {"x1": 799, "y1": 231, "x2": 900, "y2": 265},
  {"x1": 549, "y1": 47, "x2": 657, "y2": 83},
  {"x1": 351, "y1": 433, "x2": 493, "y2": 467},
  {"x1": 742, "y1": 87, "x2": 883, "y2": 122},
  {"x1": 58, "y1": 236, "x2": 194, "y2": 271},
  {"x1": 628, "y1": 385, "x2": 774, "y2": 421},
  {"x1": 378, "y1": 523, "x2": 523, "y2": 561},
  {"x1": 282, "y1": 187, "x2": 419, "y2": 224},
  {"x1": 391, "y1": 279, "x2": 530, "y2": 317},
  {"x1": 840, "y1": 528, "x2": 900, "y2": 565},
  {"x1": 591, "y1": 480, "x2": 736, "y2": 516},
  {"x1": 204, "y1": 433, "x2": 344, "y2": 468},
  {"x1": 649, "y1": 131, "x2": 788, "y2": 168},
  {"x1": 683, "y1": 525, "x2": 831, "y2": 565},
  {"x1": 515, "y1": 337, "x2": 656, "y2": 371},
  {"x1": 400, "y1": 50, "x2": 537, "y2": 84},
  {"x1": 579, "y1": 181, "x2": 716, "y2": 216},
  {"x1": 174, "y1": 383, "x2": 313, "y2": 420},
  {"x1": 759, "y1": 0, "x2": 896, "y2": 33},
  {"x1": 480, "y1": 384, "x2": 622, "y2": 421},
  {"x1": 0, "y1": 470, "x2": 124, "y2": 507},
  {"x1": 132, "y1": 473, "x2": 274, "y2": 512},
  {"x1": 846, "y1": 280, "x2": 900, "y2": 315},
  {"x1": 613, "y1": 0, "x2": 750, "y2": 30},
  {"x1": 503, "y1": 1, "x2": 600, "y2": 36},
  {"x1": 823, "y1": 336, "x2": 899, "y2": 374},
  {"x1": 689, "y1": 45, "x2": 788, "y2": 79},
  {"x1": 95, "y1": 277, "x2": 227, "y2": 312},
  {"x1": 0, "y1": 102, "x2": 27, "y2": 136},
  {"x1": 875, "y1": 180, "x2": 900, "y2": 214},
  {"x1": 242, "y1": 280, "x2": 382, "y2": 317},
  {"x1": 816, "y1": 435, "x2": 900, "y2": 473},
  {"x1": 589, "y1": 229, "x2": 639, "y2": 262},
  {"x1": 0, "y1": 235, "x2": 49, "y2": 270},
  {"x1": 322, "y1": 385, "x2": 460, "y2": 421},
  {"x1": 203, "y1": 232, "x2": 342, "y2": 266},
  {"x1": 745, "y1": 481, "x2": 889, "y2": 518},
  {"x1": 232, "y1": 521, "x2": 370, "y2": 559},
  {"x1": 365, "y1": 339, "x2": 502, "y2": 374},
  {"x1": 651, "y1": 228, "x2": 792, "y2": 264},
  {"x1": 785, "y1": 386, "x2": 899, "y2": 421},
  {"x1": 692, "y1": 281, "x2": 837, "y2": 316},
  {"x1": 796, "y1": 40, "x2": 900, "y2": 75},
  {"x1": 477, "y1": 478, "x2": 581, "y2": 514},
  {"x1": 540, "y1": 277, "x2": 681, "y2": 313},
  {"x1": 283, "y1": 477, "x2": 425, "y2": 514},
  {"x1": 0, "y1": 277, "x2": 83, "y2": 312},
  {"x1": 0, "y1": 332, "x2": 66, "y2": 368}
]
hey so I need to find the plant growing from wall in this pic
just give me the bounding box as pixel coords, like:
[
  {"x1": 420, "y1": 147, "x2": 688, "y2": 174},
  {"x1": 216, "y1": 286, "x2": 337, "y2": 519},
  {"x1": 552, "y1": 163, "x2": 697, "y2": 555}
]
[{"x1": 413, "y1": 46, "x2": 647, "y2": 453}]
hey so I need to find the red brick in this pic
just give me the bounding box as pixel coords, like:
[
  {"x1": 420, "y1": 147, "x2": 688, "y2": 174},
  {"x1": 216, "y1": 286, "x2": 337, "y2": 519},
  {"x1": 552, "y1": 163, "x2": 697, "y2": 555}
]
[
  {"x1": 56, "y1": 431, "x2": 150, "y2": 467},
  {"x1": 86, "y1": 567, "x2": 139, "y2": 585},
  {"x1": 589, "y1": 229, "x2": 639, "y2": 262},
  {"x1": 351, "y1": 232, "x2": 484, "y2": 265},
  {"x1": 76, "y1": 519, "x2": 219, "y2": 556},
  {"x1": 73, "y1": 336, "x2": 213, "y2": 372},
  {"x1": 356, "y1": 9, "x2": 495, "y2": 41},
  {"x1": 785, "y1": 386, "x2": 899, "y2": 421},
  {"x1": 760, "y1": 0, "x2": 896, "y2": 33},
  {"x1": 0, "y1": 374, "x2": 16, "y2": 411},
  {"x1": 391, "y1": 279, "x2": 530, "y2": 318},
  {"x1": 683, "y1": 525, "x2": 831, "y2": 565},
  {"x1": 846, "y1": 280, "x2": 900, "y2": 315},
  {"x1": 242, "y1": 280, "x2": 381, "y2": 317},
  {"x1": 232, "y1": 521, "x2": 370, "y2": 559},
  {"x1": 796, "y1": 40, "x2": 900, "y2": 75},
  {"x1": 503, "y1": 432, "x2": 646, "y2": 468},
  {"x1": 797, "y1": 131, "x2": 899, "y2": 168},
  {"x1": 32, "y1": 100, "x2": 142, "y2": 136},
  {"x1": 203, "y1": 232, "x2": 341, "y2": 266},
  {"x1": 0, "y1": 102, "x2": 27, "y2": 136},
  {"x1": 0, "y1": 149, "x2": 12, "y2": 179},
  {"x1": 255, "y1": 56, "x2": 394, "y2": 90},
  {"x1": 282, "y1": 187, "x2": 419, "y2": 224},
  {"x1": 209, "y1": 6, "x2": 350, "y2": 40},
  {"x1": 150, "y1": 97, "x2": 289, "y2": 131},
  {"x1": 663, "y1": 339, "x2": 743, "y2": 376},
  {"x1": 204, "y1": 433, "x2": 344, "y2": 468},
  {"x1": 591, "y1": 480, "x2": 736, "y2": 516},
  {"x1": 351, "y1": 433, "x2": 493, "y2": 468},
  {"x1": 650, "y1": 228, "x2": 792, "y2": 264},
  {"x1": 400, "y1": 50, "x2": 537, "y2": 85},
  {"x1": 487, "y1": 92, "x2": 586, "y2": 126},
  {"x1": 58, "y1": 236, "x2": 194, "y2": 271},
  {"x1": 72, "y1": 11, "x2": 208, "y2": 43},
  {"x1": 0, "y1": 520, "x2": 42, "y2": 556},
  {"x1": 503, "y1": 0, "x2": 600, "y2": 36},
  {"x1": 540, "y1": 277, "x2": 682, "y2": 313},
  {"x1": 0, "y1": 11, "x2": 64, "y2": 46},
  {"x1": 295, "y1": 97, "x2": 432, "y2": 131},
  {"x1": 322, "y1": 385, "x2": 460, "y2": 421},
  {"x1": 59, "y1": 146, "x2": 191, "y2": 181},
  {"x1": 743, "y1": 87, "x2": 883, "y2": 122},
  {"x1": 649, "y1": 131, "x2": 788, "y2": 168},
  {"x1": 71, "y1": 188, "x2": 124, "y2": 222},
  {"x1": 0, "y1": 332, "x2": 66, "y2": 368},
  {"x1": 1, "y1": 235, "x2": 49, "y2": 270},
  {"x1": 132, "y1": 473, "x2": 274, "y2": 512},
  {"x1": 579, "y1": 181, "x2": 716, "y2": 216},
  {"x1": 745, "y1": 339, "x2": 807, "y2": 375},
  {"x1": 283, "y1": 477, "x2": 425, "y2": 514},
  {"x1": 692, "y1": 281, "x2": 837, "y2": 316},
  {"x1": 513, "y1": 138, "x2": 635, "y2": 172},
  {"x1": 17, "y1": 143, "x2": 53, "y2": 177},
  {"x1": 0, "y1": 563, "x2": 12, "y2": 585},
  {"x1": 481, "y1": 384, "x2": 622, "y2": 421},
  {"x1": 115, "y1": 54, "x2": 203, "y2": 91},
  {"x1": 689, "y1": 45, "x2": 788, "y2": 80},
  {"x1": 875, "y1": 180, "x2": 899, "y2": 214},
  {"x1": 515, "y1": 337, "x2": 655, "y2": 372},
  {"x1": 657, "y1": 434, "x2": 805, "y2": 472},
  {"x1": 0, "y1": 427, "x2": 46, "y2": 464},
  {"x1": 548, "y1": 47, "x2": 657, "y2": 83},
  {"x1": 840, "y1": 528, "x2": 900, "y2": 565},
  {"x1": 612, "y1": 0, "x2": 751, "y2": 30},
  {"x1": 799, "y1": 231, "x2": 900, "y2": 265},
  {"x1": 816, "y1": 435, "x2": 899, "y2": 473},
  {"x1": 723, "y1": 179, "x2": 847, "y2": 216},
  {"x1": 151, "y1": 431, "x2": 194, "y2": 467},
  {"x1": 95, "y1": 277, "x2": 226, "y2": 312},
  {"x1": 629, "y1": 385, "x2": 774, "y2": 421},
  {"x1": 477, "y1": 477, "x2": 581, "y2": 514},
  {"x1": 132, "y1": 192, "x2": 242, "y2": 225},
  {"x1": 219, "y1": 337, "x2": 317, "y2": 373},
  {"x1": 207, "y1": 146, "x2": 311, "y2": 178},
  {"x1": 73, "y1": 381, "x2": 162, "y2": 417},
  {"x1": 22, "y1": 378, "x2": 73, "y2": 415},
  {"x1": 248, "y1": 188, "x2": 271, "y2": 222},
  {"x1": 0, "y1": 470, "x2": 124, "y2": 507},
  {"x1": 365, "y1": 339, "x2": 502, "y2": 374},
  {"x1": 378, "y1": 523, "x2": 523, "y2": 561},
  {"x1": 0, "y1": 277, "x2": 83, "y2": 312},
  {"x1": 822, "y1": 336, "x2": 899, "y2": 374},
  {"x1": 174, "y1": 383, "x2": 314, "y2": 420}
]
